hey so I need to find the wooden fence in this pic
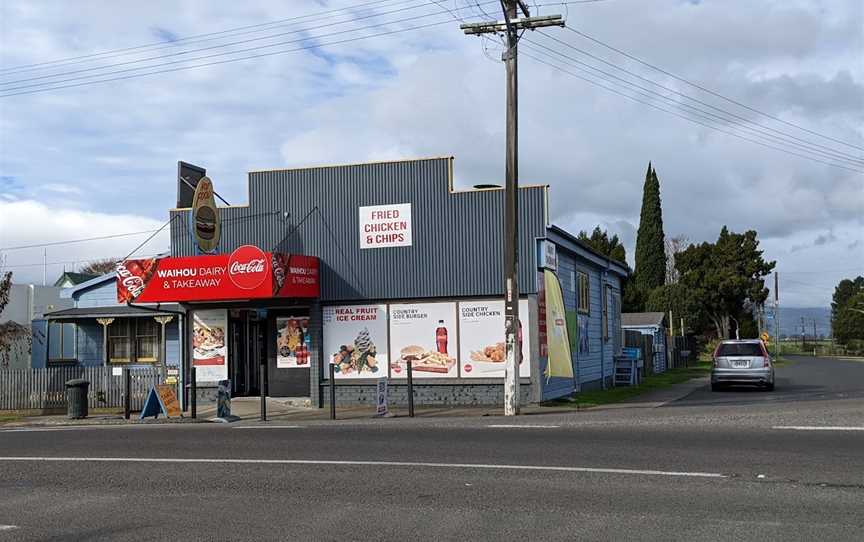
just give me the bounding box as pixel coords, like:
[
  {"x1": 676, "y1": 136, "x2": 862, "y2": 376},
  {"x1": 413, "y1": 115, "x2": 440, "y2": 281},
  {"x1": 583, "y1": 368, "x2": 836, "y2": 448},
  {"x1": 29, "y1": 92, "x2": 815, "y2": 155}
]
[{"x1": 0, "y1": 366, "x2": 162, "y2": 412}]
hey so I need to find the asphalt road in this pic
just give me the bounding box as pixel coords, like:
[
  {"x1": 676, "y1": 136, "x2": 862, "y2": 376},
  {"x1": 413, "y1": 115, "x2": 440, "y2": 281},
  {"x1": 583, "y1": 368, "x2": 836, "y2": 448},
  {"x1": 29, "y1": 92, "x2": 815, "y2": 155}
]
[{"x1": 1, "y1": 355, "x2": 862, "y2": 541}]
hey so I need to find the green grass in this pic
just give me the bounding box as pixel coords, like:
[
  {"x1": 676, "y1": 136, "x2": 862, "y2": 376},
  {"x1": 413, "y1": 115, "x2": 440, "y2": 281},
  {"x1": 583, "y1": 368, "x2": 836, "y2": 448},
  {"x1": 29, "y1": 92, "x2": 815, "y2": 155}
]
[
  {"x1": 544, "y1": 362, "x2": 711, "y2": 408},
  {"x1": 0, "y1": 414, "x2": 20, "y2": 423}
]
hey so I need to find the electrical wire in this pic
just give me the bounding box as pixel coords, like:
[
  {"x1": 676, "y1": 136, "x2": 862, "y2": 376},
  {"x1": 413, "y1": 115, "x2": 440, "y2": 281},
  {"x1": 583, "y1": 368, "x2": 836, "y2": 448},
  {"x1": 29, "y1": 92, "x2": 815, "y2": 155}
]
[
  {"x1": 0, "y1": 0, "x2": 409, "y2": 75},
  {"x1": 564, "y1": 26, "x2": 864, "y2": 153},
  {"x1": 0, "y1": 5, "x2": 469, "y2": 97},
  {"x1": 0, "y1": 0, "x2": 448, "y2": 89},
  {"x1": 533, "y1": 31, "x2": 864, "y2": 166},
  {"x1": 519, "y1": 48, "x2": 864, "y2": 174},
  {"x1": 0, "y1": 230, "x2": 161, "y2": 252},
  {"x1": 523, "y1": 38, "x2": 864, "y2": 170}
]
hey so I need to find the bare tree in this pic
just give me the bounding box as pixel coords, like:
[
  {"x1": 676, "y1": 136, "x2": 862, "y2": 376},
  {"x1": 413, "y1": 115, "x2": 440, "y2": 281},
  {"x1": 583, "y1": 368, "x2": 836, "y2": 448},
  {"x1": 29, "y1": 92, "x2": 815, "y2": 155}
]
[
  {"x1": 665, "y1": 235, "x2": 690, "y2": 285},
  {"x1": 0, "y1": 270, "x2": 32, "y2": 369},
  {"x1": 78, "y1": 258, "x2": 120, "y2": 276}
]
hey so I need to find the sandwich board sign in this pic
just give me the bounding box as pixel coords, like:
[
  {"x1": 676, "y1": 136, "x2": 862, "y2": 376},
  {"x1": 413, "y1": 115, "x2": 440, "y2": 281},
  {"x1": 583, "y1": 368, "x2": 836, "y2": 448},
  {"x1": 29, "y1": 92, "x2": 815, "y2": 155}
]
[{"x1": 140, "y1": 384, "x2": 181, "y2": 419}]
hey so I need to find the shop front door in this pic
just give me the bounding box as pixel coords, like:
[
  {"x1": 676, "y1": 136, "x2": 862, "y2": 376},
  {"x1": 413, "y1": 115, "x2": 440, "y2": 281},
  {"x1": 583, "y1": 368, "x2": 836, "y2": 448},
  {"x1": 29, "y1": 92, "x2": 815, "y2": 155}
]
[{"x1": 229, "y1": 311, "x2": 264, "y2": 397}]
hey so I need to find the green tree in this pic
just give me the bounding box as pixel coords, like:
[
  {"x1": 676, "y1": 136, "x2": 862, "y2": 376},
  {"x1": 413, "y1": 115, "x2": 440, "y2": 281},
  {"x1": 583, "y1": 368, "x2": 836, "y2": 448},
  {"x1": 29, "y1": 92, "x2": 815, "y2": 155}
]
[
  {"x1": 577, "y1": 226, "x2": 627, "y2": 264},
  {"x1": 645, "y1": 283, "x2": 702, "y2": 333},
  {"x1": 676, "y1": 227, "x2": 775, "y2": 339},
  {"x1": 634, "y1": 163, "x2": 667, "y2": 294},
  {"x1": 832, "y1": 276, "x2": 864, "y2": 344}
]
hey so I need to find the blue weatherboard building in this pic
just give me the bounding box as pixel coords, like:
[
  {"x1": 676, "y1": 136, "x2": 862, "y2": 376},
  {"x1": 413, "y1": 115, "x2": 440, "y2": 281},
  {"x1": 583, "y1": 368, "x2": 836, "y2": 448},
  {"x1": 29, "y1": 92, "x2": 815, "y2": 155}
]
[{"x1": 42, "y1": 157, "x2": 628, "y2": 407}]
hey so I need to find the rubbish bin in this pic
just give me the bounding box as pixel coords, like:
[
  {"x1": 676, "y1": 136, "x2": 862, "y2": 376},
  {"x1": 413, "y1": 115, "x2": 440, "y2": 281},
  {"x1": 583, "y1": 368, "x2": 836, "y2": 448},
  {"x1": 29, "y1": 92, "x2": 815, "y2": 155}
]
[{"x1": 66, "y1": 379, "x2": 89, "y2": 419}]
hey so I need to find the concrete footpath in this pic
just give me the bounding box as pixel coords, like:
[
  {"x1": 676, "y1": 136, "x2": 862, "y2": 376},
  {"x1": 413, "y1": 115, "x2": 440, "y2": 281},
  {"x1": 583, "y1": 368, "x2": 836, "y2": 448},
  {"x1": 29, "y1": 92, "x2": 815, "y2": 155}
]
[{"x1": 0, "y1": 376, "x2": 709, "y2": 428}]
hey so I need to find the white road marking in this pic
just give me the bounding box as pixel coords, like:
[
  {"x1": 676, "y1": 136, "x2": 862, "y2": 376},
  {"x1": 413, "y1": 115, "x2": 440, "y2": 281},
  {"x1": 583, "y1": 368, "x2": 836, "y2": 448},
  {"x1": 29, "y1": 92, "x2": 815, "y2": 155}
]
[
  {"x1": 0, "y1": 457, "x2": 726, "y2": 479},
  {"x1": 0, "y1": 525, "x2": 18, "y2": 531},
  {"x1": 0, "y1": 425, "x2": 199, "y2": 433},
  {"x1": 487, "y1": 424, "x2": 561, "y2": 429},
  {"x1": 233, "y1": 425, "x2": 303, "y2": 430},
  {"x1": 772, "y1": 426, "x2": 864, "y2": 432}
]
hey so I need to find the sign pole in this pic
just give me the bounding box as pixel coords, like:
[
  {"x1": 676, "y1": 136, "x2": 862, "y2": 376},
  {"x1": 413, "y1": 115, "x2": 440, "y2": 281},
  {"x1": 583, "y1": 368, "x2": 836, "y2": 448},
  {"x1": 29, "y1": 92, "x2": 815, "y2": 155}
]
[{"x1": 329, "y1": 363, "x2": 336, "y2": 420}]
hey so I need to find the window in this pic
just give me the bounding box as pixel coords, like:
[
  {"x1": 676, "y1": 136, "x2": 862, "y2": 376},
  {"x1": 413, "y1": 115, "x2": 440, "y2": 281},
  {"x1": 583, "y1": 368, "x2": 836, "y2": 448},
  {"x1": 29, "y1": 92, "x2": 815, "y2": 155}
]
[
  {"x1": 108, "y1": 320, "x2": 132, "y2": 363},
  {"x1": 108, "y1": 318, "x2": 162, "y2": 363},
  {"x1": 716, "y1": 343, "x2": 764, "y2": 357},
  {"x1": 48, "y1": 322, "x2": 76, "y2": 361},
  {"x1": 136, "y1": 319, "x2": 159, "y2": 362},
  {"x1": 602, "y1": 285, "x2": 609, "y2": 341},
  {"x1": 577, "y1": 272, "x2": 590, "y2": 314}
]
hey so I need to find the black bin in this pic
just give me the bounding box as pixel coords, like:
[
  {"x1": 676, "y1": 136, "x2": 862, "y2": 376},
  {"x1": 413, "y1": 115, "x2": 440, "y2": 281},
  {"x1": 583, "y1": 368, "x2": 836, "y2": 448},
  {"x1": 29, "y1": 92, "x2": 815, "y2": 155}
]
[{"x1": 65, "y1": 379, "x2": 89, "y2": 419}]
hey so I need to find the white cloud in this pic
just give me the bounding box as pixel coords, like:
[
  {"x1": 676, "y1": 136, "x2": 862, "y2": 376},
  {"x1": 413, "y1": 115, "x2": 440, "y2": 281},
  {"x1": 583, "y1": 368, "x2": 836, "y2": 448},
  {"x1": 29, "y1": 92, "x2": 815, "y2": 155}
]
[{"x1": 0, "y1": 200, "x2": 169, "y2": 285}]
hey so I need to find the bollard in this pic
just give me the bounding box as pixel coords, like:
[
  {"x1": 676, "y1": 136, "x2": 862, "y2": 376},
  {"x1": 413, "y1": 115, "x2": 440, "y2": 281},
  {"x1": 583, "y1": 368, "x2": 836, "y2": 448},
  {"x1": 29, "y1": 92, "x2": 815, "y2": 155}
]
[
  {"x1": 260, "y1": 365, "x2": 267, "y2": 422},
  {"x1": 190, "y1": 366, "x2": 197, "y2": 420},
  {"x1": 123, "y1": 367, "x2": 131, "y2": 420},
  {"x1": 407, "y1": 360, "x2": 415, "y2": 418},
  {"x1": 329, "y1": 363, "x2": 336, "y2": 420}
]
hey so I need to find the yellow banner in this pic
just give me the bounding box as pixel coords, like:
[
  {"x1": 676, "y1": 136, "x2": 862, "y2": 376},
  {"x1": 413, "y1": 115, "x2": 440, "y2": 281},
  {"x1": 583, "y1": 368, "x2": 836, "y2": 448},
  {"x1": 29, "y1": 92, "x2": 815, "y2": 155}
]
[{"x1": 544, "y1": 270, "x2": 574, "y2": 381}]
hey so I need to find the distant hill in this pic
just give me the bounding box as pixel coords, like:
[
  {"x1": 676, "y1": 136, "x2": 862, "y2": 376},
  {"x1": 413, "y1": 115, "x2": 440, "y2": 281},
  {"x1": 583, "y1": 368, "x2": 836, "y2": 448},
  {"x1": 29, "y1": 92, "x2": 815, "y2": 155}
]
[{"x1": 771, "y1": 307, "x2": 831, "y2": 339}]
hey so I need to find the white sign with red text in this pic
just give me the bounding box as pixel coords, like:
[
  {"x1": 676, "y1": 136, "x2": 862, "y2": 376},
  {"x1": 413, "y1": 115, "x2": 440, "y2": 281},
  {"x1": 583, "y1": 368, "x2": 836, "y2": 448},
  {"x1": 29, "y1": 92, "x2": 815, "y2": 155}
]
[{"x1": 359, "y1": 203, "x2": 412, "y2": 249}]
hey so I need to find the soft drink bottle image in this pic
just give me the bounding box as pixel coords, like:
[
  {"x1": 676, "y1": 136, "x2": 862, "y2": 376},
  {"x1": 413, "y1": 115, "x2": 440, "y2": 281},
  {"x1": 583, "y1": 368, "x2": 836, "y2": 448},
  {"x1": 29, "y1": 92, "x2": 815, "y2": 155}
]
[{"x1": 436, "y1": 320, "x2": 448, "y2": 355}]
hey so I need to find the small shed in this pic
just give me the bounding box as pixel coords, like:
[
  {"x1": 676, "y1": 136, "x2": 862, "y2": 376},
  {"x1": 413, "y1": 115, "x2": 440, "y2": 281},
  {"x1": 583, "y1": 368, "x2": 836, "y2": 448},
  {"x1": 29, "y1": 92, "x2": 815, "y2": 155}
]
[{"x1": 622, "y1": 312, "x2": 667, "y2": 373}]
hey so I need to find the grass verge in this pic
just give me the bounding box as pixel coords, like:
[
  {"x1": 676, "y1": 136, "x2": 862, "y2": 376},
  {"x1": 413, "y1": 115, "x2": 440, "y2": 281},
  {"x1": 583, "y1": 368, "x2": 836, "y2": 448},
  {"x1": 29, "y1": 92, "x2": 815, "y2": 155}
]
[
  {"x1": 544, "y1": 362, "x2": 711, "y2": 409},
  {"x1": 0, "y1": 414, "x2": 21, "y2": 424}
]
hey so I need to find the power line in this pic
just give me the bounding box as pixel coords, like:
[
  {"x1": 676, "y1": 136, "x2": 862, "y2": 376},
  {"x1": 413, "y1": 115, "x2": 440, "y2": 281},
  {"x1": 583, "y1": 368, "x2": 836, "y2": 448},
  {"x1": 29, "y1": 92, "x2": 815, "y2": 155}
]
[
  {"x1": 0, "y1": 6, "x2": 464, "y2": 97},
  {"x1": 0, "y1": 0, "x2": 444, "y2": 89},
  {"x1": 0, "y1": 230, "x2": 162, "y2": 252},
  {"x1": 564, "y1": 26, "x2": 864, "y2": 153},
  {"x1": 532, "y1": 31, "x2": 864, "y2": 167},
  {"x1": 0, "y1": 0, "x2": 408, "y2": 75},
  {"x1": 520, "y1": 45, "x2": 864, "y2": 173}
]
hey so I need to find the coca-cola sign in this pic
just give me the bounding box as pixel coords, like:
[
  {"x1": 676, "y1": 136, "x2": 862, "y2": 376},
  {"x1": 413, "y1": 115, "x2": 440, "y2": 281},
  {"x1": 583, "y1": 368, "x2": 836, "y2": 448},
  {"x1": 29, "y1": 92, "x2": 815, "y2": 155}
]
[
  {"x1": 227, "y1": 245, "x2": 269, "y2": 290},
  {"x1": 116, "y1": 248, "x2": 318, "y2": 303}
]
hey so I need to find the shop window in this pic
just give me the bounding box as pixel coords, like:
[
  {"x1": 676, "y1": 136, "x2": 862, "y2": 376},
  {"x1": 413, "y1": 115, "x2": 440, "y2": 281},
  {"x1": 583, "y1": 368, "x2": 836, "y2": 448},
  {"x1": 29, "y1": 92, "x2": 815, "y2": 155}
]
[
  {"x1": 108, "y1": 318, "x2": 162, "y2": 363},
  {"x1": 48, "y1": 322, "x2": 76, "y2": 362},
  {"x1": 577, "y1": 272, "x2": 590, "y2": 314}
]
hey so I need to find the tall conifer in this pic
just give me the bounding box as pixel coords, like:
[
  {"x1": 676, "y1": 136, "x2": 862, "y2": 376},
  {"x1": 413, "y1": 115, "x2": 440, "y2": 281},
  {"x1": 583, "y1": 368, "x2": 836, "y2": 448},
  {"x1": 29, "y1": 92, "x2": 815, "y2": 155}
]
[{"x1": 634, "y1": 163, "x2": 667, "y2": 295}]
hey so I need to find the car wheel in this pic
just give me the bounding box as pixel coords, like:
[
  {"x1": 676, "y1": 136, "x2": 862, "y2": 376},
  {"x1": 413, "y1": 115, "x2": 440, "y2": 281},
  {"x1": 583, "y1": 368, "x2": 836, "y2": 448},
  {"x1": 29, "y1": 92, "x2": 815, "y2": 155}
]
[
  {"x1": 711, "y1": 383, "x2": 722, "y2": 392},
  {"x1": 765, "y1": 382, "x2": 775, "y2": 392}
]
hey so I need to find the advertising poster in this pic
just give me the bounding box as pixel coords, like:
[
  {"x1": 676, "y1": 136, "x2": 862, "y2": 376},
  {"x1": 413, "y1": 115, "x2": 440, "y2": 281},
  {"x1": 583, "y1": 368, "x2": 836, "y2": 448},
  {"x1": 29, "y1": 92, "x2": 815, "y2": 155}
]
[
  {"x1": 459, "y1": 299, "x2": 531, "y2": 378},
  {"x1": 323, "y1": 305, "x2": 388, "y2": 379},
  {"x1": 389, "y1": 302, "x2": 458, "y2": 379},
  {"x1": 578, "y1": 315, "x2": 590, "y2": 356},
  {"x1": 276, "y1": 317, "x2": 311, "y2": 369},
  {"x1": 192, "y1": 309, "x2": 228, "y2": 382},
  {"x1": 359, "y1": 203, "x2": 412, "y2": 249}
]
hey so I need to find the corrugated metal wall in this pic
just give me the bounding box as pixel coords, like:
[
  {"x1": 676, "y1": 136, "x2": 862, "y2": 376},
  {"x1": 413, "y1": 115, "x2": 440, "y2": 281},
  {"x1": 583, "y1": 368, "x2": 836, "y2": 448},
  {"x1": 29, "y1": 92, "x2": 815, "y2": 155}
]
[{"x1": 170, "y1": 158, "x2": 547, "y2": 302}]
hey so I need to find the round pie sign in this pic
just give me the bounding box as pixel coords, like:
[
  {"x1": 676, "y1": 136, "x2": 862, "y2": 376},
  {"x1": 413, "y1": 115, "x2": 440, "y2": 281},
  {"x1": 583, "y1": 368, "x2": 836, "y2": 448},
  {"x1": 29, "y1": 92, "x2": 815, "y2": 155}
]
[{"x1": 228, "y1": 245, "x2": 269, "y2": 290}]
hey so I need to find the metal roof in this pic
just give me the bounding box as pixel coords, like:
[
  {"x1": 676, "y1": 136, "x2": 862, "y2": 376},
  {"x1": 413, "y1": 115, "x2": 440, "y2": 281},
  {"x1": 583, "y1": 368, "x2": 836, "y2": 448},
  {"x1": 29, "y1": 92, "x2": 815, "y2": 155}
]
[
  {"x1": 45, "y1": 305, "x2": 181, "y2": 320},
  {"x1": 622, "y1": 312, "x2": 666, "y2": 327}
]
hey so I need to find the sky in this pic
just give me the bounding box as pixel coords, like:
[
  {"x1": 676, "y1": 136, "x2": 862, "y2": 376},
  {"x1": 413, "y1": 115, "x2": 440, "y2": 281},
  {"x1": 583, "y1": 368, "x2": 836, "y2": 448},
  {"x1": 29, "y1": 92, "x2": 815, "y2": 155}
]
[{"x1": 0, "y1": 0, "x2": 861, "y2": 307}]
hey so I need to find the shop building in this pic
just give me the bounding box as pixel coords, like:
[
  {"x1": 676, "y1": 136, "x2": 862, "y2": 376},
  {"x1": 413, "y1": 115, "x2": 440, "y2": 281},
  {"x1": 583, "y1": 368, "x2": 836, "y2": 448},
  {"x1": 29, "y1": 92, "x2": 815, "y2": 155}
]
[{"x1": 114, "y1": 156, "x2": 627, "y2": 406}]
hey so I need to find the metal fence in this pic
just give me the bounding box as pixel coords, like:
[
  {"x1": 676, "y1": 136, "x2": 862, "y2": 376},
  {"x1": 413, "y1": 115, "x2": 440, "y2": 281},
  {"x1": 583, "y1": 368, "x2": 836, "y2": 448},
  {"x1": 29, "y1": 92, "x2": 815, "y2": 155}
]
[{"x1": 0, "y1": 366, "x2": 162, "y2": 412}]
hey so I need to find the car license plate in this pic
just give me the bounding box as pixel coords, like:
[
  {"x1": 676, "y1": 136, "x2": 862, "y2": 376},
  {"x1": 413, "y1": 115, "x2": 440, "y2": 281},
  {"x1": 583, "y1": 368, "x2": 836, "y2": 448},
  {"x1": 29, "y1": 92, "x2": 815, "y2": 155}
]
[{"x1": 732, "y1": 360, "x2": 749, "y2": 368}]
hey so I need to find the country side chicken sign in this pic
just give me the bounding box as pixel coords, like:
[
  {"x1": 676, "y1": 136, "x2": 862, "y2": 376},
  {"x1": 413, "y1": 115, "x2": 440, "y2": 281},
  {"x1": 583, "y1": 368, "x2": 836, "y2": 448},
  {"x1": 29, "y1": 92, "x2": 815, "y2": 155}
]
[{"x1": 116, "y1": 245, "x2": 319, "y2": 303}]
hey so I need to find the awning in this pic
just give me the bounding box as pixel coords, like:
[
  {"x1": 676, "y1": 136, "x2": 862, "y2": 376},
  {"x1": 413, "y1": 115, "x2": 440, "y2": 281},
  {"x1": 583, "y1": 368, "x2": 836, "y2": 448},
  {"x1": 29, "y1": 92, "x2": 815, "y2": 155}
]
[{"x1": 44, "y1": 305, "x2": 182, "y2": 321}]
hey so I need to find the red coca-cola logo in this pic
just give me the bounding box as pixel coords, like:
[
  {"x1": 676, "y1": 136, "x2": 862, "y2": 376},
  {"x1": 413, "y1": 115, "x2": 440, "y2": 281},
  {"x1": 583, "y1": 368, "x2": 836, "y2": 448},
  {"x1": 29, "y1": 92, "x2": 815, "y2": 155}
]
[{"x1": 228, "y1": 245, "x2": 269, "y2": 290}]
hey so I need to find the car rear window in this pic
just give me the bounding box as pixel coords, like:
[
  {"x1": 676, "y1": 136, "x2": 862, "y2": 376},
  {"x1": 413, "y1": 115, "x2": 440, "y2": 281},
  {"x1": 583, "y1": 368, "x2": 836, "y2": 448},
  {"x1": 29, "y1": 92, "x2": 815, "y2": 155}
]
[{"x1": 717, "y1": 343, "x2": 764, "y2": 357}]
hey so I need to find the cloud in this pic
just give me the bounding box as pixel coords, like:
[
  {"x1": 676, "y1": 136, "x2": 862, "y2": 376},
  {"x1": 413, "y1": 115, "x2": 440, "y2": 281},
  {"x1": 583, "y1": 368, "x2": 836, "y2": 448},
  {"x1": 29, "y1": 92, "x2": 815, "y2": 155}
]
[
  {"x1": 42, "y1": 183, "x2": 82, "y2": 195},
  {"x1": 0, "y1": 0, "x2": 861, "y2": 307},
  {"x1": 0, "y1": 200, "x2": 169, "y2": 285}
]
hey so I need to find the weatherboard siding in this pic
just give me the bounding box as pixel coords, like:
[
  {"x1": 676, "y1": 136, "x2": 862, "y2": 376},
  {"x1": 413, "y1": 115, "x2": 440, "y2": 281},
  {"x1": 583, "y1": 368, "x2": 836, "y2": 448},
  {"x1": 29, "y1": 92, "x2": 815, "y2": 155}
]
[{"x1": 76, "y1": 281, "x2": 118, "y2": 308}]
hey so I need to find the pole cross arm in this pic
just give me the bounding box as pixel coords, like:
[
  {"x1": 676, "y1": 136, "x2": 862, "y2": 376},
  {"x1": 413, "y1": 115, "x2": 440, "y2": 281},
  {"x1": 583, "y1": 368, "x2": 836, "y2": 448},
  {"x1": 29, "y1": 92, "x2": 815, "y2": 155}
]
[{"x1": 461, "y1": 14, "x2": 565, "y2": 35}]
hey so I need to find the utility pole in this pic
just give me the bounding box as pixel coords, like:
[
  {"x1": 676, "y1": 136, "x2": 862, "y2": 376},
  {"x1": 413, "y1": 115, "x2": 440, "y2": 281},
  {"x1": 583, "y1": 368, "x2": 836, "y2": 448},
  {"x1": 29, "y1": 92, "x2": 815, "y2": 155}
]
[
  {"x1": 800, "y1": 316, "x2": 806, "y2": 350},
  {"x1": 774, "y1": 272, "x2": 780, "y2": 357},
  {"x1": 461, "y1": 2, "x2": 564, "y2": 416}
]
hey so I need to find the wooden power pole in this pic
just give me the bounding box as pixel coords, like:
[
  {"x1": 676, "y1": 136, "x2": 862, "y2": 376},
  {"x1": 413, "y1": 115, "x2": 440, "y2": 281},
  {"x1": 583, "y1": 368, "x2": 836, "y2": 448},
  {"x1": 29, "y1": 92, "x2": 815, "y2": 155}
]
[{"x1": 461, "y1": 2, "x2": 564, "y2": 416}]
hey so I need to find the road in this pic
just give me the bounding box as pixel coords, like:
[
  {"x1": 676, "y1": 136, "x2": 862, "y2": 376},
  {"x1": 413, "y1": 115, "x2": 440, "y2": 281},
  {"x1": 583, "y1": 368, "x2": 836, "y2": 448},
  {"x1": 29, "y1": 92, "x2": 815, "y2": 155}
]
[{"x1": 1, "y1": 355, "x2": 863, "y2": 541}]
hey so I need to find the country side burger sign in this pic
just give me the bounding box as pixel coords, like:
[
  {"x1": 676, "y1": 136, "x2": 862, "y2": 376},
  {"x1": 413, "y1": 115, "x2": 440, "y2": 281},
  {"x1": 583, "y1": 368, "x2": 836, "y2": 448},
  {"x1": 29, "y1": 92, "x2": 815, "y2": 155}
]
[{"x1": 116, "y1": 245, "x2": 319, "y2": 303}]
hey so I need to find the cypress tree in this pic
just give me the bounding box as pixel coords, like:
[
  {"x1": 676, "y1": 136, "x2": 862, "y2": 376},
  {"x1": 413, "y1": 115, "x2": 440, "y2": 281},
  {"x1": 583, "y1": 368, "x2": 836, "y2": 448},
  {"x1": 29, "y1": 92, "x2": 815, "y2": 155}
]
[{"x1": 634, "y1": 162, "x2": 667, "y2": 294}]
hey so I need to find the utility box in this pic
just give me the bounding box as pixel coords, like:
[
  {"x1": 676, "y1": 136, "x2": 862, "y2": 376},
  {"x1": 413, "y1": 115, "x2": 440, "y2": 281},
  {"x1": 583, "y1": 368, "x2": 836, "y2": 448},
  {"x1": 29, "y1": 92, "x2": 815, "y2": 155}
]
[{"x1": 65, "y1": 379, "x2": 89, "y2": 419}]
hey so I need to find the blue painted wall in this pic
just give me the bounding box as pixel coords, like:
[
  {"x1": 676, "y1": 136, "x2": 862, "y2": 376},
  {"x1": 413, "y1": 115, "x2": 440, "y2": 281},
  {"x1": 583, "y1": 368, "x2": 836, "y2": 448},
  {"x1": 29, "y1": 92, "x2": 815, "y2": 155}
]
[
  {"x1": 540, "y1": 236, "x2": 626, "y2": 400},
  {"x1": 31, "y1": 319, "x2": 48, "y2": 368},
  {"x1": 60, "y1": 277, "x2": 181, "y2": 368}
]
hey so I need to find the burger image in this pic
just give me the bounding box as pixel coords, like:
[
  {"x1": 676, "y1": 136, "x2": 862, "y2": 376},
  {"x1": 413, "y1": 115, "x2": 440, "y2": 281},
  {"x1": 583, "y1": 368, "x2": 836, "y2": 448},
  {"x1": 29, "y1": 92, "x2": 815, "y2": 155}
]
[
  {"x1": 400, "y1": 345, "x2": 426, "y2": 364},
  {"x1": 195, "y1": 206, "x2": 217, "y2": 240}
]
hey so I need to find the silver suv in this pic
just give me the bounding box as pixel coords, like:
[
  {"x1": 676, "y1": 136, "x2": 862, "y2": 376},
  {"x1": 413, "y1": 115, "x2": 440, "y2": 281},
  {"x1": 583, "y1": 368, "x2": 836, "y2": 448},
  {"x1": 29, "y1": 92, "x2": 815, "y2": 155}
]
[{"x1": 711, "y1": 339, "x2": 774, "y2": 391}]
